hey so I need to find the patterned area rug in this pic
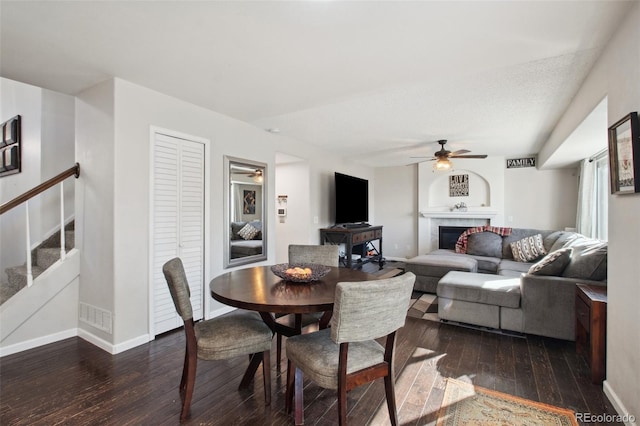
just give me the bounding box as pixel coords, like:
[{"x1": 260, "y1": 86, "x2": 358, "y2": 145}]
[
  {"x1": 407, "y1": 293, "x2": 439, "y2": 322},
  {"x1": 437, "y1": 378, "x2": 578, "y2": 426}
]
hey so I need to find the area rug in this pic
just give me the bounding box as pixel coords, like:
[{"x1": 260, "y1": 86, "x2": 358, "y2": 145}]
[
  {"x1": 437, "y1": 378, "x2": 578, "y2": 426},
  {"x1": 408, "y1": 293, "x2": 439, "y2": 322}
]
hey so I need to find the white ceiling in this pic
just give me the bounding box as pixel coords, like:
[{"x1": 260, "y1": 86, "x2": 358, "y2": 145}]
[{"x1": 1, "y1": 1, "x2": 633, "y2": 168}]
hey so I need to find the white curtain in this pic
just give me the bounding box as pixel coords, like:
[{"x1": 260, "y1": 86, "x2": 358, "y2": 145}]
[
  {"x1": 576, "y1": 152, "x2": 608, "y2": 240},
  {"x1": 231, "y1": 183, "x2": 244, "y2": 222},
  {"x1": 576, "y1": 158, "x2": 596, "y2": 237}
]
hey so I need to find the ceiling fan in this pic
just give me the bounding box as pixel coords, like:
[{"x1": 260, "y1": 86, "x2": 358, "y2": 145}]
[
  {"x1": 412, "y1": 140, "x2": 487, "y2": 170},
  {"x1": 231, "y1": 166, "x2": 263, "y2": 182}
]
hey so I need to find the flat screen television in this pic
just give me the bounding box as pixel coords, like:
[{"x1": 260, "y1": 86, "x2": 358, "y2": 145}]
[{"x1": 334, "y1": 172, "x2": 369, "y2": 225}]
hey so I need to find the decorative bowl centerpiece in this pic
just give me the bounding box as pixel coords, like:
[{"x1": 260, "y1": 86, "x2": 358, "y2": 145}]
[{"x1": 270, "y1": 263, "x2": 331, "y2": 283}]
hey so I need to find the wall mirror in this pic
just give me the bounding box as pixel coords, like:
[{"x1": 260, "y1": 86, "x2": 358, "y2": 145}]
[{"x1": 224, "y1": 156, "x2": 267, "y2": 268}]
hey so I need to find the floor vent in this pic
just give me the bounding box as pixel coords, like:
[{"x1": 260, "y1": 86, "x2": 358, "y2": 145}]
[{"x1": 79, "y1": 302, "x2": 112, "y2": 334}]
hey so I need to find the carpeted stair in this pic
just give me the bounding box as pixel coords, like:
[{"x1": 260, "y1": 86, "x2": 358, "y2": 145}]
[{"x1": 1, "y1": 222, "x2": 75, "y2": 304}]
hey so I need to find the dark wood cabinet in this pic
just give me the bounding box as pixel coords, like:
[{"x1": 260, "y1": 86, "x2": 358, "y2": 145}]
[
  {"x1": 320, "y1": 226, "x2": 383, "y2": 269},
  {"x1": 575, "y1": 283, "x2": 607, "y2": 384}
]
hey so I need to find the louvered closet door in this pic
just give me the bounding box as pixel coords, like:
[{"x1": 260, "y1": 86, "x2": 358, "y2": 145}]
[{"x1": 152, "y1": 133, "x2": 205, "y2": 335}]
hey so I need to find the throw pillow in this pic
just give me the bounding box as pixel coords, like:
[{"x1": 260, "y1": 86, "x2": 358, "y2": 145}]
[
  {"x1": 510, "y1": 234, "x2": 547, "y2": 262},
  {"x1": 528, "y1": 248, "x2": 572, "y2": 276},
  {"x1": 561, "y1": 241, "x2": 607, "y2": 281},
  {"x1": 238, "y1": 223, "x2": 259, "y2": 240}
]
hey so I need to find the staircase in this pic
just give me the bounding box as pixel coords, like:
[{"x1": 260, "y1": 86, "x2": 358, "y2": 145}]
[{"x1": 1, "y1": 222, "x2": 75, "y2": 304}]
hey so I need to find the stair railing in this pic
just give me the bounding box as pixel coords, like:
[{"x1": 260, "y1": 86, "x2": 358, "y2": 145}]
[{"x1": 0, "y1": 163, "x2": 80, "y2": 286}]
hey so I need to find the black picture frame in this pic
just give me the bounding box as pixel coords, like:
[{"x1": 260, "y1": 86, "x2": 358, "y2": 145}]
[
  {"x1": 243, "y1": 190, "x2": 256, "y2": 214},
  {"x1": 608, "y1": 112, "x2": 640, "y2": 194},
  {"x1": 1, "y1": 115, "x2": 22, "y2": 177}
]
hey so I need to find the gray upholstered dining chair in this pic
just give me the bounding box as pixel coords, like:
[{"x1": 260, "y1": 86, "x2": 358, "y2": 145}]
[
  {"x1": 162, "y1": 257, "x2": 273, "y2": 422},
  {"x1": 288, "y1": 244, "x2": 340, "y2": 267},
  {"x1": 274, "y1": 244, "x2": 340, "y2": 368},
  {"x1": 284, "y1": 272, "x2": 415, "y2": 426}
]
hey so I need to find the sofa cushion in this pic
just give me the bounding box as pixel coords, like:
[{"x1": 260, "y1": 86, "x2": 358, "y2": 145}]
[
  {"x1": 437, "y1": 271, "x2": 521, "y2": 308},
  {"x1": 405, "y1": 254, "x2": 478, "y2": 278},
  {"x1": 498, "y1": 259, "x2": 532, "y2": 277},
  {"x1": 528, "y1": 248, "x2": 572, "y2": 276},
  {"x1": 468, "y1": 255, "x2": 501, "y2": 273},
  {"x1": 510, "y1": 234, "x2": 547, "y2": 262},
  {"x1": 545, "y1": 231, "x2": 576, "y2": 252},
  {"x1": 466, "y1": 232, "x2": 503, "y2": 258},
  {"x1": 562, "y1": 241, "x2": 607, "y2": 281},
  {"x1": 549, "y1": 232, "x2": 583, "y2": 252}
]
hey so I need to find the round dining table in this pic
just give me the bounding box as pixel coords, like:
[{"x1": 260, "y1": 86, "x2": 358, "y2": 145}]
[
  {"x1": 210, "y1": 264, "x2": 378, "y2": 316},
  {"x1": 209, "y1": 265, "x2": 379, "y2": 384}
]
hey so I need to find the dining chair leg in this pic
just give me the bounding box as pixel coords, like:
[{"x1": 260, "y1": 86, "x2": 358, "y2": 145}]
[
  {"x1": 384, "y1": 373, "x2": 398, "y2": 426},
  {"x1": 276, "y1": 333, "x2": 283, "y2": 369},
  {"x1": 181, "y1": 354, "x2": 197, "y2": 422},
  {"x1": 285, "y1": 359, "x2": 295, "y2": 414},
  {"x1": 179, "y1": 347, "x2": 189, "y2": 395},
  {"x1": 338, "y1": 375, "x2": 347, "y2": 425},
  {"x1": 262, "y1": 351, "x2": 271, "y2": 405},
  {"x1": 294, "y1": 367, "x2": 304, "y2": 426}
]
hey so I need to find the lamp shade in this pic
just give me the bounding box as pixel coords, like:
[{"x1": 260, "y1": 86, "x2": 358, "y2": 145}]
[{"x1": 433, "y1": 158, "x2": 452, "y2": 171}]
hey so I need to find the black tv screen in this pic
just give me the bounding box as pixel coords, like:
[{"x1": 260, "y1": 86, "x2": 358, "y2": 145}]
[{"x1": 334, "y1": 172, "x2": 368, "y2": 224}]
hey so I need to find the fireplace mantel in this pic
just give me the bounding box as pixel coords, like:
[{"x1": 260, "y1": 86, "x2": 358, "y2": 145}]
[{"x1": 419, "y1": 209, "x2": 498, "y2": 219}]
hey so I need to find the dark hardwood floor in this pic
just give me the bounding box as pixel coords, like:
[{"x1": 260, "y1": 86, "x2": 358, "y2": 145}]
[{"x1": 0, "y1": 299, "x2": 619, "y2": 426}]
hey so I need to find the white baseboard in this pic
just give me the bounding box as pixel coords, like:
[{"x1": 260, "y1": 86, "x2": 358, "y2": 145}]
[
  {"x1": 0, "y1": 328, "x2": 77, "y2": 358},
  {"x1": 77, "y1": 328, "x2": 113, "y2": 353},
  {"x1": 112, "y1": 334, "x2": 151, "y2": 354},
  {"x1": 77, "y1": 329, "x2": 151, "y2": 355},
  {"x1": 603, "y1": 380, "x2": 638, "y2": 426}
]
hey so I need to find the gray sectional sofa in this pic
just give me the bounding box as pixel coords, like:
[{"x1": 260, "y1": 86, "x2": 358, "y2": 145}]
[
  {"x1": 405, "y1": 228, "x2": 607, "y2": 340},
  {"x1": 230, "y1": 220, "x2": 263, "y2": 258}
]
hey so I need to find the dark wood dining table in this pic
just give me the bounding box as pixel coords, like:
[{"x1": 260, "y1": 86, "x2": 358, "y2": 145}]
[{"x1": 209, "y1": 265, "x2": 379, "y2": 385}]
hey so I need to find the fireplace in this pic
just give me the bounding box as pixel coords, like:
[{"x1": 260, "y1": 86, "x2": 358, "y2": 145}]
[{"x1": 438, "y1": 226, "x2": 471, "y2": 249}]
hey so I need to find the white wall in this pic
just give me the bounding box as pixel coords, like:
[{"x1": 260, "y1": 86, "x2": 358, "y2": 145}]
[
  {"x1": 75, "y1": 79, "x2": 116, "y2": 344},
  {"x1": 374, "y1": 156, "x2": 582, "y2": 259},
  {"x1": 540, "y1": 3, "x2": 639, "y2": 419},
  {"x1": 419, "y1": 157, "x2": 506, "y2": 219},
  {"x1": 374, "y1": 165, "x2": 417, "y2": 259},
  {"x1": 590, "y1": 4, "x2": 639, "y2": 420},
  {"x1": 41, "y1": 89, "x2": 76, "y2": 234},
  {"x1": 274, "y1": 136, "x2": 375, "y2": 244},
  {"x1": 504, "y1": 167, "x2": 578, "y2": 230},
  {"x1": 77, "y1": 77, "x2": 275, "y2": 347},
  {"x1": 1, "y1": 78, "x2": 75, "y2": 283},
  {"x1": 275, "y1": 159, "x2": 311, "y2": 263}
]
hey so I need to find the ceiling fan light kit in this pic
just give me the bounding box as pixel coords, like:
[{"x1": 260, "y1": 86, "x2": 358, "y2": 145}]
[{"x1": 433, "y1": 157, "x2": 453, "y2": 171}]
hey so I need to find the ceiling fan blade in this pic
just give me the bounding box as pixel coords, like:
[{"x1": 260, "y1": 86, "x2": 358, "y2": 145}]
[
  {"x1": 449, "y1": 149, "x2": 470, "y2": 156},
  {"x1": 450, "y1": 154, "x2": 488, "y2": 159},
  {"x1": 410, "y1": 156, "x2": 436, "y2": 160}
]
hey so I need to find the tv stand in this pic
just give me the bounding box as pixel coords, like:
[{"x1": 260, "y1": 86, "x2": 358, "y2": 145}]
[{"x1": 320, "y1": 225, "x2": 383, "y2": 269}]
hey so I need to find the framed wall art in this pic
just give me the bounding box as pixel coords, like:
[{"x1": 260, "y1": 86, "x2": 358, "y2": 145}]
[
  {"x1": 243, "y1": 189, "x2": 256, "y2": 214},
  {"x1": 608, "y1": 112, "x2": 639, "y2": 194},
  {"x1": 1, "y1": 115, "x2": 22, "y2": 177},
  {"x1": 449, "y1": 174, "x2": 469, "y2": 197}
]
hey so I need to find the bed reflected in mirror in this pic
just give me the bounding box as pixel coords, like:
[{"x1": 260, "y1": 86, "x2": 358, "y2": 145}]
[{"x1": 224, "y1": 157, "x2": 267, "y2": 267}]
